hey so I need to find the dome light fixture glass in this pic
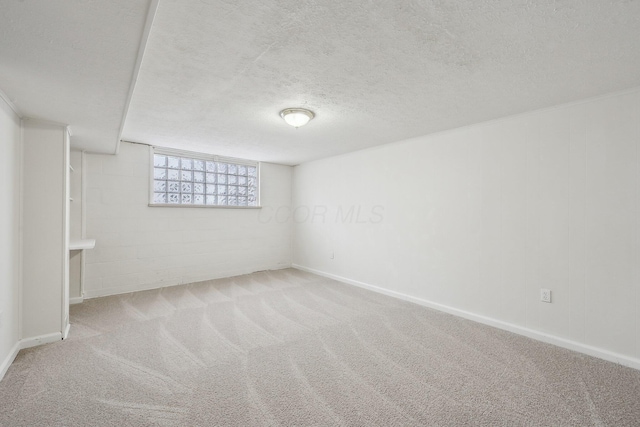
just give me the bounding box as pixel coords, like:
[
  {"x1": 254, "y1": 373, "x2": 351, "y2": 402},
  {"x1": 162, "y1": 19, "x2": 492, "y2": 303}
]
[{"x1": 280, "y1": 108, "x2": 315, "y2": 128}]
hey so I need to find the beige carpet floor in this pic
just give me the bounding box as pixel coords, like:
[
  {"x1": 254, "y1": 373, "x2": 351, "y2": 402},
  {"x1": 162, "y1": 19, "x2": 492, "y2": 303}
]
[{"x1": 1, "y1": 269, "x2": 640, "y2": 426}]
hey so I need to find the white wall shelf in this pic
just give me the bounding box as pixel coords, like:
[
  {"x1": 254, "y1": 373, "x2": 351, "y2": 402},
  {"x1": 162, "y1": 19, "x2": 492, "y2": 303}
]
[{"x1": 69, "y1": 239, "x2": 95, "y2": 251}]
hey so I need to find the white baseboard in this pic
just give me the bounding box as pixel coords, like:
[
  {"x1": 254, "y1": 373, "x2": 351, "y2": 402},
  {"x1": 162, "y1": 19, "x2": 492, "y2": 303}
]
[
  {"x1": 83, "y1": 265, "x2": 293, "y2": 299},
  {"x1": 62, "y1": 322, "x2": 71, "y2": 340},
  {"x1": 0, "y1": 341, "x2": 21, "y2": 383},
  {"x1": 83, "y1": 280, "x2": 169, "y2": 299},
  {"x1": 0, "y1": 331, "x2": 68, "y2": 383},
  {"x1": 20, "y1": 332, "x2": 62, "y2": 350},
  {"x1": 292, "y1": 264, "x2": 640, "y2": 371},
  {"x1": 69, "y1": 297, "x2": 84, "y2": 305}
]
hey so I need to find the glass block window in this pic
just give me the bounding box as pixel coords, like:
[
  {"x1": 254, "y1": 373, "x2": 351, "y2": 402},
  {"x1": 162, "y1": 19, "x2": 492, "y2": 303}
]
[{"x1": 151, "y1": 148, "x2": 259, "y2": 207}]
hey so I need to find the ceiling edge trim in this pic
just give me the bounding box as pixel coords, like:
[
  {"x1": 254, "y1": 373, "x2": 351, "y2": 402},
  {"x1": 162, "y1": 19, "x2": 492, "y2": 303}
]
[
  {"x1": 115, "y1": 0, "x2": 160, "y2": 155},
  {"x1": 0, "y1": 87, "x2": 23, "y2": 118}
]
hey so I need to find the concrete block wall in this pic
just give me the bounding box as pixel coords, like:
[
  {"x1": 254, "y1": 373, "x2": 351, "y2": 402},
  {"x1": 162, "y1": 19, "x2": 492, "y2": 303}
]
[{"x1": 83, "y1": 141, "x2": 292, "y2": 298}]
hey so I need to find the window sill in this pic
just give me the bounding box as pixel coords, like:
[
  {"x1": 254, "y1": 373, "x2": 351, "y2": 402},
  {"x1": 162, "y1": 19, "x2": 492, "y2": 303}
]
[{"x1": 148, "y1": 204, "x2": 262, "y2": 209}]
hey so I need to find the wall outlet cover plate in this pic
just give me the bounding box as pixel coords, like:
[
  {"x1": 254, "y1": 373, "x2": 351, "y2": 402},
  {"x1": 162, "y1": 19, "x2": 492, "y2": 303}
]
[{"x1": 540, "y1": 289, "x2": 552, "y2": 303}]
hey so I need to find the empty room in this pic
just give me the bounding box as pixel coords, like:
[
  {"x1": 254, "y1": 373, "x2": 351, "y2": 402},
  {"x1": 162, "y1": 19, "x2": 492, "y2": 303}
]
[{"x1": 1, "y1": 0, "x2": 640, "y2": 425}]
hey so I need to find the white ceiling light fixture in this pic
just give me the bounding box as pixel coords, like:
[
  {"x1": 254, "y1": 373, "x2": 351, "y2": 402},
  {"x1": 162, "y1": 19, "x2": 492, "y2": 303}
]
[{"x1": 280, "y1": 108, "x2": 315, "y2": 128}]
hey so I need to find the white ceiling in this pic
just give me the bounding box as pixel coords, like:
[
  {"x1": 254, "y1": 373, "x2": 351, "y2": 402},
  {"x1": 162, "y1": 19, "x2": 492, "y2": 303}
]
[
  {"x1": 1, "y1": 1, "x2": 640, "y2": 164},
  {"x1": 122, "y1": 0, "x2": 640, "y2": 165},
  {"x1": 0, "y1": 0, "x2": 153, "y2": 154}
]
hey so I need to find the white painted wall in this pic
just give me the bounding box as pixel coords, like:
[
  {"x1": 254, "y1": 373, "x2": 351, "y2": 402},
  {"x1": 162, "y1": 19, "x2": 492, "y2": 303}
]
[
  {"x1": 22, "y1": 120, "x2": 69, "y2": 340},
  {"x1": 83, "y1": 142, "x2": 292, "y2": 297},
  {"x1": 0, "y1": 97, "x2": 22, "y2": 378},
  {"x1": 293, "y1": 88, "x2": 640, "y2": 366}
]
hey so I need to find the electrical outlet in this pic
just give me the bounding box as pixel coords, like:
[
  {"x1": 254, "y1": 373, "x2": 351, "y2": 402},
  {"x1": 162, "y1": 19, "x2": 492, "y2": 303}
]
[
  {"x1": 540, "y1": 289, "x2": 551, "y2": 303},
  {"x1": 330, "y1": 251, "x2": 334, "y2": 260}
]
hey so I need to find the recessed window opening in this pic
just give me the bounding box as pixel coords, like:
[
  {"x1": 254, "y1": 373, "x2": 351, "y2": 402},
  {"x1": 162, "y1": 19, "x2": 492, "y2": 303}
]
[{"x1": 150, "y1": 147, "x2": 259, "y2": 208}]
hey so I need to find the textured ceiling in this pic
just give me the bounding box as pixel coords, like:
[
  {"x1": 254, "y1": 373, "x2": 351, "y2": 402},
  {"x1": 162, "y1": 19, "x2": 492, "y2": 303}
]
[
  {"x1": 123, "y1": 0, "x2": 640, "y2": 165},
  {"x1": 0, "y1": 0, "x2": 152, "y2": 153},
  {"x1": 2, "y1": 1, "x2": 639, "y2": 162}
]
